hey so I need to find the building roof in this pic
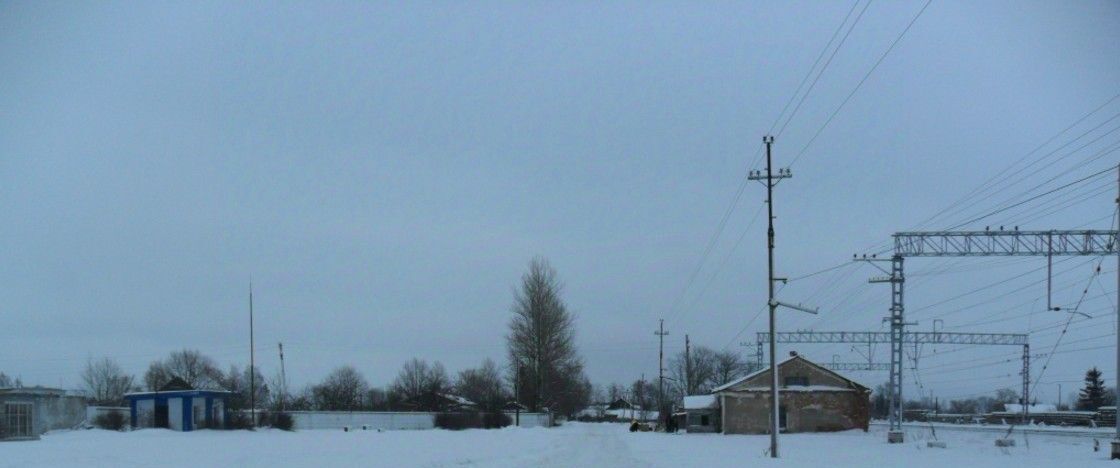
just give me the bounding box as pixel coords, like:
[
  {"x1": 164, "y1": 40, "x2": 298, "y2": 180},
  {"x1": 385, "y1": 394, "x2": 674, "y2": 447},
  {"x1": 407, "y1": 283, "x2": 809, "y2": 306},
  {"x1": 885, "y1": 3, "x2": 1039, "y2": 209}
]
[
  {"x1": 711, "y1": 354, "x2": 799, "y2": 392},
  {"x1": 711, "y1": 353, "x2": 869, "y2": 393},
  {"x1": 607, "y1": 398, "x2": 635, "y2": 410},
  {"x1": 683, "y1": 395, "x2": 717, "y2": 410},
  {"x1": 0, "y1": 386, "x2": 69, "y2": 397},
  {"x1": 437, "y1": 393, "x2": 477, "y2": 407},
  {"x1": 125, "y1": 389, "x2": 234, "y2": 399}
]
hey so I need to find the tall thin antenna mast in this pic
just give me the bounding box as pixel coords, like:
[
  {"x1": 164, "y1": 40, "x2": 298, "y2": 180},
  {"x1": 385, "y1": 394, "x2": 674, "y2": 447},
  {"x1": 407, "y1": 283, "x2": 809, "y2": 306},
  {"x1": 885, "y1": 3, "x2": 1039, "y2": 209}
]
[{"x1": 249, "y1": 280, "x2": 256, "y2": 427}]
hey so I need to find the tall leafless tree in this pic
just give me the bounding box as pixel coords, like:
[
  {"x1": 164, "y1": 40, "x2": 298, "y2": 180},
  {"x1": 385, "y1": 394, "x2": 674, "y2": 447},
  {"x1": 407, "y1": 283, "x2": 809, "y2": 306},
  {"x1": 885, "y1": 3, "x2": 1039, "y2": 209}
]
[
  {"x1": 506, "y1": 258, "x2": 587, "y2": 415},
  {"x1": 81, "y1": 357, "x2": 135, "y2": 406}
]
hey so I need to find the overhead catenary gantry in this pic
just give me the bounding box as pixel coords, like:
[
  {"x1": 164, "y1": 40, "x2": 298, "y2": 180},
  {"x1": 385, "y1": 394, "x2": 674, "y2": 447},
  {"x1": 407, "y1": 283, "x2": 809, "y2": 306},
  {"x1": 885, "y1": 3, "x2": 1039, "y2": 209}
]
[
  {"x1": 867, "y1": 226, "x2": 1119, "y2": 443},
  {"x1": 754, "y1": 331, "x2": 1029, "y2": 401}
]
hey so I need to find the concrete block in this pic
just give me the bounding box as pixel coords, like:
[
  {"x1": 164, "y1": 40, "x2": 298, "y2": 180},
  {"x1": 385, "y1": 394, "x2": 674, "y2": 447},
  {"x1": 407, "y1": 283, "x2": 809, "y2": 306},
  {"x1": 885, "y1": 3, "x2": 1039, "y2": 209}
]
[
  {"x1": 887, "y1": 431, "x2": 904, "y2": 444},
  {"x1": 927, "y1": 441, "x2": 947, "y2": 449},
  {"x1": 995, "y1": 438, "x2": 1015, "y2": 447}
]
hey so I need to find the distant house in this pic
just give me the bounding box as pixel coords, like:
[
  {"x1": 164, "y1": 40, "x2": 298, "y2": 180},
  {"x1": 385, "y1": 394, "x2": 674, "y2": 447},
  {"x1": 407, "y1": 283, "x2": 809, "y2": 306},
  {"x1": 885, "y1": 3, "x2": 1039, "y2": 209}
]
[
  {"x1": 575, "y1": 403, "x2": 607, "y2": 419},
  {"x1": 436, "y1": 393, "x2": 478, "y2": 412},
  {"x1": 399, "y1": 392, "x2": 479, "y2": 412},
  {"x1": 603, "y1": 398, "x2": 654, "y2": 421},
  {"x1": 503, "y1": 401, "x2": 529, "y2": 412},
  {"x1": 710, "y1": 353, "x2": 871, "y2": 434},
  {"x1": 0, "y1": 387, "x2": 86, "y2": 440},
  {"x1": 125, "y1": 377, "x2": 232, "y2": 431},
  {"x1": 682, "y1": 394, "x2": 720, "y2": 433}
]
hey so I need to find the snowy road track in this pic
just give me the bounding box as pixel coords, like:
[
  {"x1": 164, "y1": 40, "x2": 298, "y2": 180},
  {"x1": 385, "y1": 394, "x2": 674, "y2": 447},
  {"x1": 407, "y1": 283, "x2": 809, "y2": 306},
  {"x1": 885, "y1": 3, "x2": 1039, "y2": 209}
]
[{"x1": 2, "y1": 422, "x2": 1113, "y2": 467}]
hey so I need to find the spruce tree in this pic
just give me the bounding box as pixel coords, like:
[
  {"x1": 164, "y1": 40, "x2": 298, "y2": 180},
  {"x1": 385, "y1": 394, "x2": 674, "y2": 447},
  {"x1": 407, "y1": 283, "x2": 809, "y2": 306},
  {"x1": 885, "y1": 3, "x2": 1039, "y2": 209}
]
[{"x1": 1076, "y1": 367, "x2": 1107, "y2": 411}]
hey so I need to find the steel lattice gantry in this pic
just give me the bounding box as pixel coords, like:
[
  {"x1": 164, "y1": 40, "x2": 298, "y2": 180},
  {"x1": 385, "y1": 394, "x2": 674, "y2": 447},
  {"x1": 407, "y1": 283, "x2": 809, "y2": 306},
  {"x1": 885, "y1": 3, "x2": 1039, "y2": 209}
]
[
  {"x1": 757, "y1": 331, "x2": 1027, "y2": 346},
  {"x1": 755, "y1": 331, "x2": 1027, "y2": 381},
  {"x1": 894, "y1": 230, "x2": 1118, "y2": 257},
  {"x1": 823, "y1": 362, "x2": 891, "y2": 372},
  {"x1": 876, "y1": 228, "x2": 1119, "y2": 442}
]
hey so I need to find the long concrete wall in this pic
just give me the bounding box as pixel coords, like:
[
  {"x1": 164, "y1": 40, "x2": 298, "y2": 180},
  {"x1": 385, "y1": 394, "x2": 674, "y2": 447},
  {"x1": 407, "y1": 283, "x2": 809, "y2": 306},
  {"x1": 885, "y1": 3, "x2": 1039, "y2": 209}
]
[
  {"x1": 286, "y1": 411, "x2": 551, "y2": 430},
  {"x1": 88, "y1": 406, "x2": 551, "y2": 431}
]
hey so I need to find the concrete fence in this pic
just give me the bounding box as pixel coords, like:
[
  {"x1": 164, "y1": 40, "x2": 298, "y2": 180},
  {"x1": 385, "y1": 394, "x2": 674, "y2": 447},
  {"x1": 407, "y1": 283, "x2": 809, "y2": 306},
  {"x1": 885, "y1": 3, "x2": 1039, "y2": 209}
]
[
  {"x1": 87, "y1": 406, "x2": 551, "y2": 431},
  {"x1": 85, "y1": 406, "x2": 128, "y2": 425},
  {"x1": 284, "y1": 411, "x2": 552, "y2": 430}
]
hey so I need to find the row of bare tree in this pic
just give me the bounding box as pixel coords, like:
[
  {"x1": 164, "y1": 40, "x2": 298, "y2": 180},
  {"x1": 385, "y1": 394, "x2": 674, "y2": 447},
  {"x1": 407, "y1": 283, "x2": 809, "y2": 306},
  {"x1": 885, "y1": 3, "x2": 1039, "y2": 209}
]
[{"x1": 75, "y1": 258, "x2": 592, "y2": 416}]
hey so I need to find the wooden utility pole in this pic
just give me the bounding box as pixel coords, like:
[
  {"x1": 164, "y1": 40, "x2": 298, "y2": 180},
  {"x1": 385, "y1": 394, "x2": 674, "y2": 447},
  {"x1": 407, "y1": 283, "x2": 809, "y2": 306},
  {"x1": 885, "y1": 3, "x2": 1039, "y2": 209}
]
[
  {"x1": 278, "y1": 342, "x2": 286, "y2": 412},
  {"x1": 655, "y1": 319, "x2": 669, "y2": 426},
  {"x1": 685, "y1": 334, "x2": 692, "y2": 395}
]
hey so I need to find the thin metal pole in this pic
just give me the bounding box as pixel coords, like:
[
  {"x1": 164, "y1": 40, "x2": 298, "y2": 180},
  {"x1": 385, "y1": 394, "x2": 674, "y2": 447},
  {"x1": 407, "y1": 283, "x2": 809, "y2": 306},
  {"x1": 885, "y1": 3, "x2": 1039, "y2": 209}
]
[
  {"x1": 1114, "y1": 163, "x2": 1119, "y2": 441},
  {"x1": 250, "y1": 281, "x2": 256, "y2": 427},
  {"x1": 685, "y1": 334, "x2": 692, "y2": 395},
  {"x1": 764, "y1": 135, "x2": 779, "y2": 458}
]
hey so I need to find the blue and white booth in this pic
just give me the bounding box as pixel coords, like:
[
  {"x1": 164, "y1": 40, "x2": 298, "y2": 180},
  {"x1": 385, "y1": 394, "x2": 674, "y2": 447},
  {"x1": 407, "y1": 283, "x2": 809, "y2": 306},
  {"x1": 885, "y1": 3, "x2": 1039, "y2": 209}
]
[{"x1": 125, "y1": 378, "x2": 232, "y2": 431}]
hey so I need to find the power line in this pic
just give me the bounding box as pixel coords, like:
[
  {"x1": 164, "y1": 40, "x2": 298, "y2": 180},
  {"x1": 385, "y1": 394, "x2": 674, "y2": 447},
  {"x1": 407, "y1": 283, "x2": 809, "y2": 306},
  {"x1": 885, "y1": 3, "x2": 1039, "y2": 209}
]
[
  {"x1": 664, "y1": 144, "x2": 764, "y2": 320},
  {"x1": 852, "y1": 93, "x2": 1120, "y2": 255},
  {"x1": 946, "y1": 164, "x2": 1117, "y2": 230},
  {"x1": 669, "y1": 203, "x2": 766, "y2": 328},
  {"x1": 774, "y1": 0, "x2": 872, "y2": 138},
  {"x1": 913, "y1": 98, "x2": 1120, "y2": 230},
  {"x1": 789, "y1": 0, "x2": 934, "y2": 167}
]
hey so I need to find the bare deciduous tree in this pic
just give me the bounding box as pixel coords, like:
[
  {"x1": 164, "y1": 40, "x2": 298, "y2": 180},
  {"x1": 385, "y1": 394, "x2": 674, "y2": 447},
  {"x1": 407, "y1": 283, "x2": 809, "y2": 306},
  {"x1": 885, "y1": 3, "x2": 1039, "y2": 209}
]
[
  {"x1": 506, "y1": 258, "x2": 587, "y2": 415},
  {"x1": 82, "y1": 357, "x2": 136, "y2": 406},
  {"x1": 712, "y1": 350, "x2": 751, "y2": 388},
  {"x1": 668, "y1": 345, "x2": 750, "y2": 401},
  {"x1": 455, "y1": 359, "x2": 508, "y2": 411},
  {"x1": 606, "y1": 383, "x2": 626, "y2": 402},
  {"x1": 669, "y1": 346, "x2": 715, "y2": 397},
  {"x1": 389, "y1": 358, "x2": 450, "y2": 411},
  {"x1": 144, "y1": 349, "x2": 224, "y2": 390},
  {"x1": 222, "y1": 365, "x2": 271, "y2": 411},
  {"x1": 313, "y1": 366, "x2": 368, "y2": 411}
]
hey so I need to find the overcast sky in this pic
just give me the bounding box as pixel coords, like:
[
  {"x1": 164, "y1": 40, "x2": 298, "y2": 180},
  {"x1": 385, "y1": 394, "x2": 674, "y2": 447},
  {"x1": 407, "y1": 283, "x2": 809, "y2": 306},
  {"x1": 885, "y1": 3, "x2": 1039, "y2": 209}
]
[{"x1": 2, "y1": 1, "x2": 1119, "y2": 404}]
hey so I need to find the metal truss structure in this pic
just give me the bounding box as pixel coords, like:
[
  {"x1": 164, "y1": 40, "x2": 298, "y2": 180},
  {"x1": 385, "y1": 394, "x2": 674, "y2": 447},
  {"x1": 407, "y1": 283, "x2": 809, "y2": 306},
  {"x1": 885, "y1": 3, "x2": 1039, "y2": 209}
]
[
  {"x1": 822, "y1": 362, "x2": 891, "y2": 372},
  {"x1": 868, "y1": 227, "x2": 1119, "y2": 442},
  {"x1": 757, "y1": 331, "x2": 1027, "y2": 346},
  {"x1": 894, "y1": 230, "x2": 1118, "y2": 257}
]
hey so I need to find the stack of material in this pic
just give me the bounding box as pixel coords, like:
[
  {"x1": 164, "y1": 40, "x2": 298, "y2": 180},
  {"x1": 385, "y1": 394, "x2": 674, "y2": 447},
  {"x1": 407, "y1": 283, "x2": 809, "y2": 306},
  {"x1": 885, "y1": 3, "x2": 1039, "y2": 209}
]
[
  {"x1": 985, "y1": 411, "x2": 1096, "y2": 427},
  {"x1": 1097, "y1": 406, "x2": 1116, "y2": 427}
]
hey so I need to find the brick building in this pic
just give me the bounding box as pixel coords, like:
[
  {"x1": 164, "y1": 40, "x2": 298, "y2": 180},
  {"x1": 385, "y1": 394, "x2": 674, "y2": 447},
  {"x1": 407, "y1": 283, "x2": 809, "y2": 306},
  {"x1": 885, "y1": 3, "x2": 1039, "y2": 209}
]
[{"x1": 711, "y1": 353, "x2": 870, "y2": 434}]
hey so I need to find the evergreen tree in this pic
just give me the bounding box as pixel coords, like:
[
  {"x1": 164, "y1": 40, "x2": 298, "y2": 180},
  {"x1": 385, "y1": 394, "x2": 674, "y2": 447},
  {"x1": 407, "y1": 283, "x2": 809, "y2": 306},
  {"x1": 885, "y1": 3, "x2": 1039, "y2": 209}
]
[{"x1": 1076, "y1": 367, "x2": 1107, "y2": 411}]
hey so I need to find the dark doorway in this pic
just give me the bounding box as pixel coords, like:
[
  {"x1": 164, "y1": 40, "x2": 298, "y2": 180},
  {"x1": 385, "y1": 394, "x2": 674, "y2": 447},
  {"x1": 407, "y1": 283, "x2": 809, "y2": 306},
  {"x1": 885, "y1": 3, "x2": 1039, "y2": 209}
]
[
  {"x1": 779, "y1": 406, "x2": 787, "y2": 431},
  {"x1": 154, "y1": 402, "x2": 169, "y2": 428}
]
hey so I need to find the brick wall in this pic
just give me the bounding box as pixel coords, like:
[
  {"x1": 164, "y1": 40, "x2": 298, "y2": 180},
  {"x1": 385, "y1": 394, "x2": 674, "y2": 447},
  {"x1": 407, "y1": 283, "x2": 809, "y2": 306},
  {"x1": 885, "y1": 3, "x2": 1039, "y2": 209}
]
[{"x1": 721, "y1": 391, "x2": 869, "y2": 434}]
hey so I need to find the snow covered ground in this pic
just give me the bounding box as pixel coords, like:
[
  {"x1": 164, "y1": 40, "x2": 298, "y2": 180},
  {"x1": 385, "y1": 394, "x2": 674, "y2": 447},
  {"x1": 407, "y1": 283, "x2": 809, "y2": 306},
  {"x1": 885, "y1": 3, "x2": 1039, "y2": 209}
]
[{"x1": 2, "y1": 422, "x2": 1112, "y2": 467}]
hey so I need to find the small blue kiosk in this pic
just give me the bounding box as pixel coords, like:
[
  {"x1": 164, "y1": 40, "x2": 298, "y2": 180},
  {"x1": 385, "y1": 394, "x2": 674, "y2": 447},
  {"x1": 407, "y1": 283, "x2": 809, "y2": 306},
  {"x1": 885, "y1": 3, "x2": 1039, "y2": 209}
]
[{"x1": 125, "y1": 378, "x2": 232, "y2": 431}]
